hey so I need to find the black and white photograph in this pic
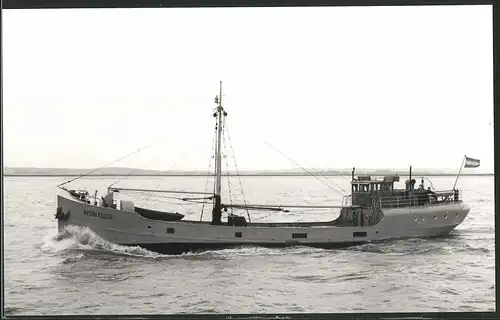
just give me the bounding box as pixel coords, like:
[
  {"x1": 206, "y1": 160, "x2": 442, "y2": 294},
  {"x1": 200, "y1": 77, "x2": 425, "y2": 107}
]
[{"x1": 2, "y1": 4, "x2": 495, "y2": 316}]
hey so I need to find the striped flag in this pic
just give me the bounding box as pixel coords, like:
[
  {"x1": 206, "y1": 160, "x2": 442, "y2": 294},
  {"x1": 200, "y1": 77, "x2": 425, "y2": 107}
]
[{"x1": 464, "y1": 156, "x2": 480, "y2": 168}]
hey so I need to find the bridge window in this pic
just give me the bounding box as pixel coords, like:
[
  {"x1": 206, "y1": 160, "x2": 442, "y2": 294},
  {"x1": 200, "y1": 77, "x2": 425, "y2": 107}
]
[
  {"x1": 352, "y1": 184, "x2": 359, "y2": 192},
  {"x1": 292, "y1": 233, "x2": 307, "y2": 239}
]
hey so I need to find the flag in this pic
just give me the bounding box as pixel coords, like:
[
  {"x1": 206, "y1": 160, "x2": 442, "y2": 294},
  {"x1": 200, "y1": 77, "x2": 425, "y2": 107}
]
[{"x1": 464, "y1": 156, "x2": 480, "y2": 168}]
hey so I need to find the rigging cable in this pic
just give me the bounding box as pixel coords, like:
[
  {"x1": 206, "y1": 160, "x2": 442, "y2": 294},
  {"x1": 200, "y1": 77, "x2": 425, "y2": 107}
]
[
  {"x1": 122, "y1": 192, "x2": 187, "y2": 203},
  {"x1": 423, "y1": 177, "x2": 436, "y2": 190},
  {"x1": 57, "y1": 138, "x2": 164, "y2": 188},
  {"x1": 141, "y1": 181, "x2": 163, "y2": 208},
  {"x1": 108, "y1": 152, "x2": 162, "y2": 190},
  {"x1": 302, "y1": 159, "x2": 348, "y2": 195},
  {"x1": 235, "y1": 124, "x2": 347, "y2": 197},
  {"x1": 222, "y1": 118, "x2": 234, "y2": 215},
  {"x1": 260, "y1": 139, "x2": 346, "y2": 197},
  {"x1": 140, "y1": 145, "x2": 190, "y2": 208},
  {"x1": 200, "y1": 120, "x2": 218, "y2": 221},
  {"x1": 225, "y1": 121, "x2": 252, "y2": 223}
]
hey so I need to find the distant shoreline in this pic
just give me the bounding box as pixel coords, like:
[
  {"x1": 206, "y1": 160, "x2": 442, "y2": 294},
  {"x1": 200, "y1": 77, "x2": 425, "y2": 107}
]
[{"x1": 3, "y1": 173, "x2": 494, "y2": 177}]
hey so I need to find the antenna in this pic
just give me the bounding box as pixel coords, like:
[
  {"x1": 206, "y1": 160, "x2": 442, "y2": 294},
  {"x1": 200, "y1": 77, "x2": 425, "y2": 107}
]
[{"x1": 219, "y1": 80, "x2": 222, "y2": 107}]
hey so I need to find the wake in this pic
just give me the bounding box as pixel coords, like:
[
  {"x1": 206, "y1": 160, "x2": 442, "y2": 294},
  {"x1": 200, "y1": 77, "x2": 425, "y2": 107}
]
[{"x1": 41, "y1": 225, "x2": 165, "y2": 259}]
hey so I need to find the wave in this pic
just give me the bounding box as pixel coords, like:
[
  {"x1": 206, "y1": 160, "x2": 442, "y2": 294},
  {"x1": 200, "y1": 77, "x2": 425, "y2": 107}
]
[
  {"x1": 347, "y1": 236, "x2": 494, "y2": 256},
  {"x1": 348, "y1": 238, "x2": 452, "y2": 256},
  {"x1": 4, "y1": 307, "x2": 25, "y2": 315},
  {"x1": 41, "y1": 225, "x2": 166, "y2": 259},
  {"x1": 42, "y1": 226, "x2": 487, "y2": 261},
  {"x1": 173, "y1": 245, "x2": 328, "y2": 262},
  {"x1": 41, "y1": 226, "x2": 327, "y2": 261}
]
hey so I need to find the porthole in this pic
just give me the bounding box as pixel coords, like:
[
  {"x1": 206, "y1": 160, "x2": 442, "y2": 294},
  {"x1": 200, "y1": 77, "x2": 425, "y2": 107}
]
[
  {"x1": 434, "y1": 216, "x2": 437, "y2": 220},
  {"x1": 444, "y1": 214, "x2": 448, "y2": 219},
  {"x1": 456, "y1": 213, "x2": 459, "y2": 218},
  {"x1": 147, "y1": 226, "x2": 151, "y2": 229},
  {"x1": 422, "y1": 217, "x2": 425, "y2": 222},
  {"x1": 414, "y1": 217, "x2": 418, "y2": 222}
]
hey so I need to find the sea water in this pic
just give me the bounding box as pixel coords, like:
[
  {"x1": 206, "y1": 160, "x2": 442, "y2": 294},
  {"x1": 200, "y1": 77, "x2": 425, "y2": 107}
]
[{"x1": 3, "y1": 175, "x2": 495, "y2": 314}]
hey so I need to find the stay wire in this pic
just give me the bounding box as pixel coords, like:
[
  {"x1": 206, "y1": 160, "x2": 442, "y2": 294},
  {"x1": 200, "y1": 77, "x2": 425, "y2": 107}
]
[
  {"x1": 222, "y1": 119, "x2": 234, "y2": 215},
  {"x1": 200, "y1": 121, "x2": 218, "y2": 221},
  {"x1": 140, "y1": 143, "x2": 190, "y2": 208},
  {"x1": 225, "y1": 121, "x2": 252, "y2": 223},
  {"x1": 57, "y1": 138, "x2": 164, "y2": 188},
  {"x1": 237, "y1": 124, "x2": 346, "y2": 197},
  {"x1": 108, "y1": 152, "x2": 162, "y2": 190},
  {"x1": 302, "y1": 160, "x2": 348, "y2": 195},
  {"x1": 260, "y1": 140, "x2": 346, "y2": 197}
]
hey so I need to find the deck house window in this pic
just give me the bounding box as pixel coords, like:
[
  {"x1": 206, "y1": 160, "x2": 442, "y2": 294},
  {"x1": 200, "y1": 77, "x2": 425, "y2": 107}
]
[
  {"x1": 292, "y1": 233, "x2": 307, "y2": 239},
  {"x1": 235, "y1": 232, "x2": 242, "y2": 238},
  {"x1": 167, "y1": 228, "x2": 175, "y2": 234}
]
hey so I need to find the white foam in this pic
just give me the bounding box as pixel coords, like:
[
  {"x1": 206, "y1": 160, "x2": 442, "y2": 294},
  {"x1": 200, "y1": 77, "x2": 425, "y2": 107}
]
[{"x1": 41, "y1": 225, "x2": 165, "y2": 259}]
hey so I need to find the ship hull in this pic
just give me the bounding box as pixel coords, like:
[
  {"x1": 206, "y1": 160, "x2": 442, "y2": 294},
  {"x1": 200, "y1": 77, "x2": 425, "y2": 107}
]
[{"x1": 55, "y1": 195, "x2": 470, "y2": 255}]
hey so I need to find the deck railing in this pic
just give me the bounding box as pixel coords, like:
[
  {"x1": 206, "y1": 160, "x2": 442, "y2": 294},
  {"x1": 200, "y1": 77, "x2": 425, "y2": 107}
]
[{"x1": 378, "y1": 189, "x2": 462, "y2": 209}]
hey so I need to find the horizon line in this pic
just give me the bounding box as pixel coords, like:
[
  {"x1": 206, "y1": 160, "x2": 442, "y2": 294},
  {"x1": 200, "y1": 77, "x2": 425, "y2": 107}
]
[
  {"x1": 3, "y1": 166, "x2": 492, "y2": 171},
  {"x1": 3, "y1": 173, "x2": 494, "y2": 177}
]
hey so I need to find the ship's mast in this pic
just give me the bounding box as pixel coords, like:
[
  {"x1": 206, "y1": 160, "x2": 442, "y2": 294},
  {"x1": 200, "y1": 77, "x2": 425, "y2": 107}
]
[
  {"x1": 211, "y1": 81, "x2": 226, "y2": 225},
  {"x1": 215, "y1": 81, "x2": 224, "y2": 198}
]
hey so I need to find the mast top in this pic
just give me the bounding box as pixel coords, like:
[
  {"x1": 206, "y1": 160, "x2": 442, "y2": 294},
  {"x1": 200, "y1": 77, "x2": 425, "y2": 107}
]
[
  {"x1": 214, "y1": 81, "x2": 223, "y2": 107},
  {"x1": 214, "y1": 80, "x2": 227, "y2": 117}
]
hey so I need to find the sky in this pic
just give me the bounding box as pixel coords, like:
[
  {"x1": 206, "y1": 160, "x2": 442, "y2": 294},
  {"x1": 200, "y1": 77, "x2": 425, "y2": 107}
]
[{"x1": 3, "y1": 6, "x2": 494, "y2": 172}]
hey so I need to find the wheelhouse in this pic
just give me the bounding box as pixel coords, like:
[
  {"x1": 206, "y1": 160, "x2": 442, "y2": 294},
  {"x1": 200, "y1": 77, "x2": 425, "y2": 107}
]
[{"x1": 349, "y1": 168, "x2": 462, "y2": 209}]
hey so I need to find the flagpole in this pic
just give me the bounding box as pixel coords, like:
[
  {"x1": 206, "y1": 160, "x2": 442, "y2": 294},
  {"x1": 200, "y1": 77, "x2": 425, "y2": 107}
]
[{"x1": 452, "y1": 155, "x2": 466, "y2": 190}]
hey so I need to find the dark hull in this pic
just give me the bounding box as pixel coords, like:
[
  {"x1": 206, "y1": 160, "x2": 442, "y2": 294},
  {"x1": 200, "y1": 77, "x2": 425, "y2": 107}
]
[
  {"x1": 125, "y1": 241, "x2": 369, "y2": 255},
  {"x1": 122, "y1": 233, "x2": 457, "y2": 255}
]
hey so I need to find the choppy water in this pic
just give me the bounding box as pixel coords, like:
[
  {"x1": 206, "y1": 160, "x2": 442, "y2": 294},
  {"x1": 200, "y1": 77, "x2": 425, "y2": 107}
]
[{"x1": 3, "y1": 175, "x2": 496, "y2": 315}]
